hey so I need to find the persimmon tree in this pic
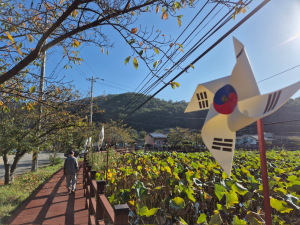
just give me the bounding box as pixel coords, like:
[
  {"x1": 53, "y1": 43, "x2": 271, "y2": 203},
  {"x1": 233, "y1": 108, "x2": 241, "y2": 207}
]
[
  {"x1": 0, "y1": 84, "x2": 90, "y2": 184},
  {"x1": 0, "y1": 0, "x2": 249, "y2": 88}
]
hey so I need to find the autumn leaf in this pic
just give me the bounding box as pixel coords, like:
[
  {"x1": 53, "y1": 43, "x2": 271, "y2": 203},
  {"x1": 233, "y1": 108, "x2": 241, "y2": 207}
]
[
  {"x1": 131, "y1": 28, "x2": 138, "y2": 34},
  {"x1": 125, "y1": 56, "x2": 131, "y2": 65},
  {"x1": 153, "y1": 60, "x2": 159, "y2": 68},
  {"x1": 156, "y1": 5, "x2": 159, "y2": 13},
  {"x1": 179, "y1": 48, "x2": 184, "y2": 52},
  {"x1": 133, "y1": 57, "x2": 138, "y2": 69},
  {"x1": 164, "y1": 13, "x2": 168, "y2": 20},
  {"x1": 139, "y1": 41, "x2": 143, "y2": 46},
  {"x1": 154, "y1": 47, "x2": 159, "y2": 55},
  {"x1": 190, "y1": 64, "x2": 194, "y2": 69},
  {"x1": 170, "y1": 43, "x2": 174, "y2": 48},
  {"x1": 101, "y1": 47, "x2": 104, "y2": 54},
  {"x1": 177, "y1": 17, "x2": 181, "y2": 27},
  {"x1": 177, "y1": 43, "x2": 183, "y2": 48},
  {"x1": 4, "y1": 31, "x2": 22, "y2": 56}
]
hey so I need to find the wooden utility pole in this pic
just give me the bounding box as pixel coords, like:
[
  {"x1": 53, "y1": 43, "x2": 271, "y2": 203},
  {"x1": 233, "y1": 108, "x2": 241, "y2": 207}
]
[
  {"x1": 86, "y1": 76, "x2": 99, "y2": 125},
  {"x1": 32, "y1": 5, "x2": 47, "y2": 172}
]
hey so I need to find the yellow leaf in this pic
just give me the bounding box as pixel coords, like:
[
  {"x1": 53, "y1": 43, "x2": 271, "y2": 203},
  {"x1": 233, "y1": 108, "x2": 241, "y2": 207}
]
[
  {"x1": 131, "y1": 28, "x2": 138, "y2": 34},
  {"x1": 174, "y1": 82, "x2": 180, "y2": 87},
  {"x1": 242, "y1": 8, "x2": 246, "y2": 13},
  {"x1": 154, "y1": 47, "x2": 159, "y2": 55},
  {"x1": 133, "y1": 57, "x2": 138, "y2": 69},
  {"x1": 190, "y1": 64, "x2": 194, "y2": 69},
  {"x1": 171, "y1": 82, "x2": 175, "y2": 89},
  {"x1": 4, "y1": 31, "x2": 22, "y2": 56},
  {"x1": 179, "y1": 48, "x2": 184, "y2": 52},
  {"x1": 177, "y1": 17, "x2": 181, "y2": 27}
]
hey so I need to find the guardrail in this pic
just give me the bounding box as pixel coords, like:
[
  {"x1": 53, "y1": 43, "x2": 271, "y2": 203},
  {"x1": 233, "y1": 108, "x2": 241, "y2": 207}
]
[{"x1": 83, "y1": 156, "x2": 129, "y2": 225}]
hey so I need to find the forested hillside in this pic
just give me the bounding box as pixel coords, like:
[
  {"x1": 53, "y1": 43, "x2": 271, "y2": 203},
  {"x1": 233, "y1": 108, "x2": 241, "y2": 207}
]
[{"x1": 91, "y1": 92, "x2": 300, "y2": 135}]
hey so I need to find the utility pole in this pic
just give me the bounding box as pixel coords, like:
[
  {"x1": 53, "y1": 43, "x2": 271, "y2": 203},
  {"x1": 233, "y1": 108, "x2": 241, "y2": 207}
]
[
  {"x1": 32, "y1": 4, "x2": 47, "y2": 172},
  {"x1": 86, "y1": 76, "x2": 99, "y2": 125}
]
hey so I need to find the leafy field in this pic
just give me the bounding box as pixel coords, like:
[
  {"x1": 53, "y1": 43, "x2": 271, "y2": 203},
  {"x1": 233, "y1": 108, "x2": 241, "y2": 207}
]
[{"x1": 95, "y1": 150, "x2": 300, "y2": 224}]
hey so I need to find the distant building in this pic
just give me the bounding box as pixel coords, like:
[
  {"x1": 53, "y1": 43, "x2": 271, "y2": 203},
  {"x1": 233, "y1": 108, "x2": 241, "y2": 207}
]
[
  {"x1": 235, "y1": 133, "x2": 274, "y2": 146},
  {"x1": 145, "y1": 133, "x2": 168, "y2": 147}
]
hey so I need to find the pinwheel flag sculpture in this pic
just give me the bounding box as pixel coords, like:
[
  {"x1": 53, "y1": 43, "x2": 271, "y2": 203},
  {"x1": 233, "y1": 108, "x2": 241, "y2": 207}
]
[
  {"x1": 185, "y1": 37, "x2": 300, "y2": 176},
  {"x1": 98, "y1": 126, "x2": 104, "y2": 148}
]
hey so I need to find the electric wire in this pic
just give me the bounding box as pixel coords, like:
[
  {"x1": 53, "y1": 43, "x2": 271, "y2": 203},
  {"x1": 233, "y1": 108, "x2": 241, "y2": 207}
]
[
  {"x1": 123, "y1": 0, "x2": 213, "y2": 110},
  {"x1": 121, "y1": 4, "x2": 235, "y2": 115},
  {"x1": 118, "y1": 0, "x2": 269, "y2": 122}
]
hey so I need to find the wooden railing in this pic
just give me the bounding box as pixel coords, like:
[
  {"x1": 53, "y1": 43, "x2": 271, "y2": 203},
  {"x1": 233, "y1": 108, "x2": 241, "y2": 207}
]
[{"x1": 83, "y1": 156, "x2": 129, "y2": 225}]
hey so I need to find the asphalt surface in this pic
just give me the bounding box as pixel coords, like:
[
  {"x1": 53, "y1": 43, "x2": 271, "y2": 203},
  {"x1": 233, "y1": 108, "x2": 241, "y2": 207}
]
[{"x1": 0, "y1": 152, "x2": 65, "y2": 180}]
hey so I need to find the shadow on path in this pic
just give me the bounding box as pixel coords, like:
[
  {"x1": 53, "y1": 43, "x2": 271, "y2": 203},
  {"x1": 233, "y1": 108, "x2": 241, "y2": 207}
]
[{"x1": 5, "y1": 166, "x2": 87, "y2": 225}]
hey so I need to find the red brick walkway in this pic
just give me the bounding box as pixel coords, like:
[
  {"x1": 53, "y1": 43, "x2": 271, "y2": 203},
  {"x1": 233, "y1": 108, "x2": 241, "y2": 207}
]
[{"x1": 6, "y1": 166, "x2": 88, "y2": 225}]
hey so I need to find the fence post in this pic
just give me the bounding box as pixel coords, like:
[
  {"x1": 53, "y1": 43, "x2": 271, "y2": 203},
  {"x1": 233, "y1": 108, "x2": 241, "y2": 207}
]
[
  {"x1": 90, "y1": 171, "x2": 96, "y2": 197},
  {"x1": 96, "y1": 180, "x2": 106, "y2": 221},
  {"x1": 85, "y1": 165, "x2": 92, "y2": 209},
  {"x1": 114, "y1": 204, "x2": 130, "y2": 225},
  {"x1": 83, "y1": 162, "x2": 89, "y2": 195}
]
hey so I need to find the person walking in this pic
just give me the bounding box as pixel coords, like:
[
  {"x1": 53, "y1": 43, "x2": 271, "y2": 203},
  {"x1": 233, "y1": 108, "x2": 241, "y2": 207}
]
[{"x1": 64, "y1": 150, "x2": 79, "y2": 194}]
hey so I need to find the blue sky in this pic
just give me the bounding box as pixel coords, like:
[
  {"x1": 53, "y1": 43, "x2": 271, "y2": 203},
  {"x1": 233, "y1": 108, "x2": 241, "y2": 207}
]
[{"x1": 45, "y1": 0, "x2": 300, "y2": 102}]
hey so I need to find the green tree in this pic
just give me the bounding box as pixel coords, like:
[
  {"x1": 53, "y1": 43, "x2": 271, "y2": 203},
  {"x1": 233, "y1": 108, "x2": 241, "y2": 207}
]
[{"x1": 139, "y1": 130, "x2": 147, "y2": 139}]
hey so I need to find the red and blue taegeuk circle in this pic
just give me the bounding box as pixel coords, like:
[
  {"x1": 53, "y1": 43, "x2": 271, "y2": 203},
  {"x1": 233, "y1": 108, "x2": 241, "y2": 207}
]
[{"x1": 213, "y1": 84, "x2": 238, "y2": 115}]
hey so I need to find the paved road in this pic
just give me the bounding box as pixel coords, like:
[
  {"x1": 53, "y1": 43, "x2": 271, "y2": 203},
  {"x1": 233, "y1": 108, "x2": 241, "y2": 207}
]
[{"x1": 0, "y1": 152, "x2": 65, "y2": 180}]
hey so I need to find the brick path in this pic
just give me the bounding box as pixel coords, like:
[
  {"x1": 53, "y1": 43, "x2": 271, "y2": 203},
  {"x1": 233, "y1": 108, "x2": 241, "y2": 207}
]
[{"x1": 6, "y1": 166, "x2": 88, "y2": 225}]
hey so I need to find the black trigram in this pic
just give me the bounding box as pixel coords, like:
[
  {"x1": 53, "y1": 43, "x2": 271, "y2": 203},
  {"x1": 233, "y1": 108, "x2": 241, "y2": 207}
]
[
  {"x1": 212, "y1": 138, "x2": 233, "y2": 152},
  {"x1": 263, "y1": 90, "x2": 282, "y2": 114},
  {"x1": 196, "y1": 91, "x2": 208, "y2": 109}
]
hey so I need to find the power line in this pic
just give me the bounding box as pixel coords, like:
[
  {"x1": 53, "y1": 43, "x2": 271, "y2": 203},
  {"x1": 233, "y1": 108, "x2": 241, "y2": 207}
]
[
  {"x1": 257, "y1": 64, "x2": 300, "y2": 83},
  {"x1": 121, "y1": 0, "x2": 244, "y2": 115},
  {"x1": 122, "y1": 0, "x2": 214, "y2": 111},
  {"x1": 119, "y1": 0, "x2": 269, "y2": 121}
]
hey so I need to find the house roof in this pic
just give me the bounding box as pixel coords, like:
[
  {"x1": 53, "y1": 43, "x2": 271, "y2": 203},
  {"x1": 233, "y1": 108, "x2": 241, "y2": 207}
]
[{"x1": 148, "y1": 133, "x2": 168, "y2": 139}]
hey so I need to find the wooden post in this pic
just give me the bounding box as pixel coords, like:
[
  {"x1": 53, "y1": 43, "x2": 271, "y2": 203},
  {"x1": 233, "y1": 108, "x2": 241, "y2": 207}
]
[
  {"x1": 257, "y1": 118, "x2": 272, "y2": 225},
  {"x1": 114, "y1": 204, "x2": 129, "y2": 225},
  {"x1": 90, "y1": 171, "x2": 96, "y2": 197},
  {"x1": 96, "y1": 180, "x2": 106, "y2": 221}
]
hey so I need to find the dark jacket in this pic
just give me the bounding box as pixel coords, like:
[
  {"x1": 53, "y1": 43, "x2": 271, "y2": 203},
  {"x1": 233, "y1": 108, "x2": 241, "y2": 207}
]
[{"x1": 64, "y1": 155, "x2": 78, "y2": 175}]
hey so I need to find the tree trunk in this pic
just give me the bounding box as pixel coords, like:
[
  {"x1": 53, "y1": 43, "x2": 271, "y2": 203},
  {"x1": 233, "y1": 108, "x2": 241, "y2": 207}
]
[
  {"x1": 3, "y1": 153, "x2": 10, "y2": 185},
  {"x1": 10, "y1": 150, "x2": 26, "y2": 183}
]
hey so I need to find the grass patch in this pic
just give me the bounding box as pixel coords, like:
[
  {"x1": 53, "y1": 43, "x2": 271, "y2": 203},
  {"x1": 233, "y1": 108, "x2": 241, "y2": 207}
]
[{"x1": 0, "y1": 162, "x2": 64, "y2": 224}]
